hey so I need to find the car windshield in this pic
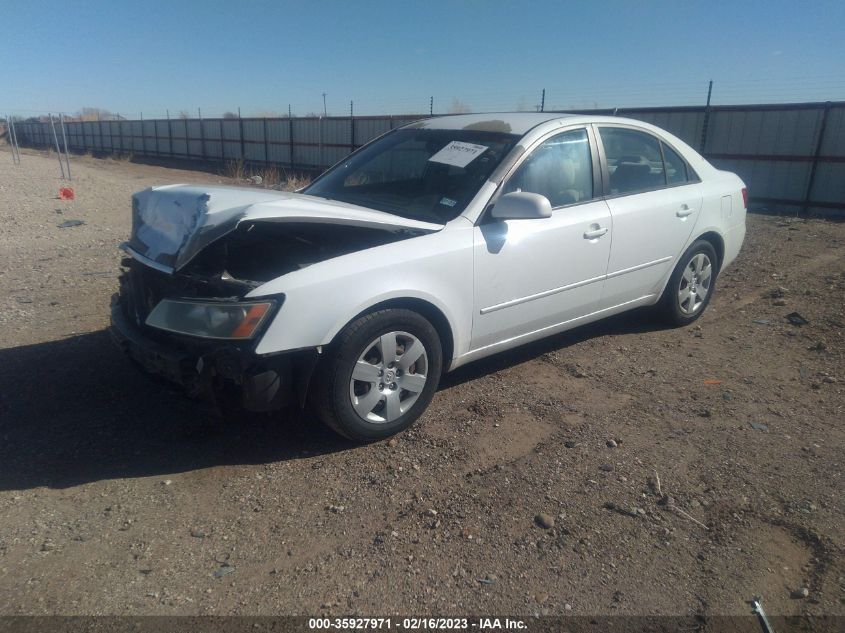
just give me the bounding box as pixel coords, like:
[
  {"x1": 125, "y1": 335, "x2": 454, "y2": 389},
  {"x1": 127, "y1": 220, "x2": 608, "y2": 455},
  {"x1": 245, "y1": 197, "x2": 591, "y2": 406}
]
[{"x1": 303, "y1": 128, "x2": 520, "y2": 223}]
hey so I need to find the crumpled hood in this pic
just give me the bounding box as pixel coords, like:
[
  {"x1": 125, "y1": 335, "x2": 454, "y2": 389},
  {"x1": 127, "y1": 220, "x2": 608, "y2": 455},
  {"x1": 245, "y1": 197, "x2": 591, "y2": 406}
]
[{"x1": 126, "y1": 184, "x2": 442, "y2": 272}]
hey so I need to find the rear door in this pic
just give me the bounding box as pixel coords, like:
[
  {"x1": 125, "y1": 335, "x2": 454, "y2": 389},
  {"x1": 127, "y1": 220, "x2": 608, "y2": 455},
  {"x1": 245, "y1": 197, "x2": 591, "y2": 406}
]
[
  {"x1": 471, "y1": 127, "x2": 612, "y2": 351},
  {"x1": 595, "y1": 126, "x2": 702, "y2": 308}
]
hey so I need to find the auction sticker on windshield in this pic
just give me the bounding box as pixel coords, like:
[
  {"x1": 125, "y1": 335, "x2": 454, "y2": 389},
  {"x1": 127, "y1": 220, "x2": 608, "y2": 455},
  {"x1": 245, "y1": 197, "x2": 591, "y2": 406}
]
[{"x1": 428, "y1": 141, "x2": 488, "y2": 168}]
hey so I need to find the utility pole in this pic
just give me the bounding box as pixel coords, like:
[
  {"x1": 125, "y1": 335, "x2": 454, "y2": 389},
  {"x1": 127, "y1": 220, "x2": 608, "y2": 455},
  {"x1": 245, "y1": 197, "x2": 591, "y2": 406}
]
[
  {"x1": 540, "y1": 88, "x2": 546, "y2": 113},
  {"x1": 7, "y1": 115, "x2": 21, "y2": 164},
  {"x1": 59, "y1": 113, "x2": 72, "y2": 180},
  {"x1": 48, "y1": 113, "x2": 66, "y2": 179},
  {"x1": 322, "y1": 92, "x2": 327, "y2": 117},
  {"x1": 430, "y1": 96, "x2": 434, "y2": 116}
]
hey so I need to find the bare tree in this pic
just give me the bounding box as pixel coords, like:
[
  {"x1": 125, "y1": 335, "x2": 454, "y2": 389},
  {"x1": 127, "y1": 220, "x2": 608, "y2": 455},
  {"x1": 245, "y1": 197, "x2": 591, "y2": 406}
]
[
  {"x1": 222, "y1": 111, "x2": 239, "y2": 119},
  {"x1": 78, "y1": 107, "x2": 115, "y2": 121},
  {"x1": 448, "y1": 98, "x2": 471, "y2": 114}
]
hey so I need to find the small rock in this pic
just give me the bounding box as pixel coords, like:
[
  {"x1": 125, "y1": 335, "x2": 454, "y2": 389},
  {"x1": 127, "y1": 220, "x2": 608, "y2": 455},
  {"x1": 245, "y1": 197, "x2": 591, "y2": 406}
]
[
  {"x1": 425, "y1": 509, "x2": 438, "y2": 517},
  {"x1": 772, "y1": 298, "x2": 787, "y2": 306},
  {"x1": 40, "y1": 540, "x2": 55, "y2": 552},
  {"x1": 249, "y1": 175, "x2": 263, "y2": 184},
  {"x1": 214, "y1": 564, "x2": 235, "y2": 578},
  {"x1": 58, "y1": 219, "x2": 85, "y2": 228},
  {"x1": 791, "y1": 587, "x2": 810, "y2": 599},
  {"x1": 387, "y1": 438, "x2": 398, "y2": 447},
  {"x1": 190, "y1": 528, "x2": 207, "y2": 538},
  {"x1": 564, "y1": 604, "x2": 572, "y2": 611},
  {"x1": 162, "y1": 480, "x2": 172, "y2": 486},
  {"x1": 723, "y1": 391, "x2": 733, "y2": 402},
  {"x1": 633, "y1": 507, "x2": 646, "y2": 517},
  {"x1": 564, "y1": 441, "x2": 577, "y2": 449},
  {"x1": 599, "y1": 463, "x2": 614, "y2": 472},
  {"x1": 327, "y1": 505, "x2": 345, "y2": 513},
  {"x1": 658, "y1": 495, "x2": 675, "y2": 507},
  {"x1": 606, "y1": 439, "x2": 618, "y2": 448},
  {"x1": 698, "y1": 408, "x2": 712, "y2": 418},
  {"x1": 534, "y1": 513, "x2": 555, "y2": 529},
  {"x1": 749, "y1": 422, "x2": 769, "y2": 431}
]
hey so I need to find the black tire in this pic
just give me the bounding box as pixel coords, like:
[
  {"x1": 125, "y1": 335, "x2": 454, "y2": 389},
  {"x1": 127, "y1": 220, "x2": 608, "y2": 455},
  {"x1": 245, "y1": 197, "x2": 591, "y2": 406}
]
[
  {"x1": 310, "y1": 309, "x2": 443, "y2": 442},
  {"x1": 658, "y1": 239, "x2": 719, "y2": 327}
]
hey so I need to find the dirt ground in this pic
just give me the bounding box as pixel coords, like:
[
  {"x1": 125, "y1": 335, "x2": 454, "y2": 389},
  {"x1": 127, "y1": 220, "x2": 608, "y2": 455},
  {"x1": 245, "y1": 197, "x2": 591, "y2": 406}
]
[{"x1": 0, "y1": 147, "x2": 842, "y2": 621}]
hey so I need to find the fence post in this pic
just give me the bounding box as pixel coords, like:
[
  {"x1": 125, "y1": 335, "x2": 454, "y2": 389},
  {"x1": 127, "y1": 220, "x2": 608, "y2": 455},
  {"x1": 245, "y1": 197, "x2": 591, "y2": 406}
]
[
  {"x1": 288, "y1": 105, "x2": 294, "y2": 169},
  {"x1": 350, "y1": 100, "x2": 355, "y2": 152},
  {"x1": 238, "y1": 108, "x2": 246, "y2": 162},
  {"x1": 802, "y1": 101, "x2": 831, "y2": 217},
  {"x1": 198, "y1": 108, "x2": 207, "y2": 162},
  {"x1": 699, "y1": 80, "x2": 713, "y2": 153},
  {"x1": 154, "y1": 116, "x2": 160, "y2": 157},
  {"x1": 167, "y1": 110, "x2": 173, "y2": 157},
  {"x1": 319, "y1": 116, "x2": 324, "y2": 169}
]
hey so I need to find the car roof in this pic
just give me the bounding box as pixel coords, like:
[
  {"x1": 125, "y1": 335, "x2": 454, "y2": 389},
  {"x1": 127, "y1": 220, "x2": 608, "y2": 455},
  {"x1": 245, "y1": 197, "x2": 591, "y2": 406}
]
[{"x1": 404, "y1": 112, "x2": 574, "y2": 136}]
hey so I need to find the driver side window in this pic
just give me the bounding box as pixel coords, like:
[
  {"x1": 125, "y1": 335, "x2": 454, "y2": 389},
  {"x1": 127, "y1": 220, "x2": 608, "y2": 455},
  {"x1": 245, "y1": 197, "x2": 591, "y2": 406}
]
[{"x1": 503, "y1": 128, "x2": 593, "y2": 207}]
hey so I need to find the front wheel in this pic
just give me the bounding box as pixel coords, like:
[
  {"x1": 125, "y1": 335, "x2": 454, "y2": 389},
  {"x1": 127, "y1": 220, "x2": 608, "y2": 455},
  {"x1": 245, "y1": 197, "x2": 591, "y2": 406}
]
[
  {"x1": 658, "y1": 240, "x2": 719, "y2": 326},
  {"x1": 311, "y1": 309, "x2": 442, "y2": 441}
]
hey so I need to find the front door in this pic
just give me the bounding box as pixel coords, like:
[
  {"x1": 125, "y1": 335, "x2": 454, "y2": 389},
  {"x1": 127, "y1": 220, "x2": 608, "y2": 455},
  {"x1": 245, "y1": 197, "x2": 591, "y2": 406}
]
[{"x1": 471, "y1": 128, "x2": 612, "y2": 352}]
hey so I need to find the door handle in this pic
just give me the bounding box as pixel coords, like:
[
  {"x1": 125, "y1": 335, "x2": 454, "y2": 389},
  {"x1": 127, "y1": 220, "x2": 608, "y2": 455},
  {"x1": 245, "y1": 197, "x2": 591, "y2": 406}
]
[
  {"x1": 676, "y1": 205, "x2": 695, "y2": 218},
  {"x1": 583, "y1": 225, "x2": 609, "y2": 240}
]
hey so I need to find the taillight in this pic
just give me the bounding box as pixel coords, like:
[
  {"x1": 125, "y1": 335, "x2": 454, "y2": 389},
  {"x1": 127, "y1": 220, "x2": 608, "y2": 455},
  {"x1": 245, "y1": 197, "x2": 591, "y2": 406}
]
[{"x1": 741, "y1": 187, "x2": 748, "y2": 209}]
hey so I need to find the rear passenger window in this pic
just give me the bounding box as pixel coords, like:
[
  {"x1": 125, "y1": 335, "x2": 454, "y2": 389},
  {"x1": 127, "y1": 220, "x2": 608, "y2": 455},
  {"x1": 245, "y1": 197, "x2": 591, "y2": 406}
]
[
  {"x1": 599, "y1": 128, "x2": 665, "y2": 195},
  {"x1": 503, "y1": 128, "x2": 593, "y2": 207},
  {"x1": 662, "y1": 142, "x2": 690, "y2": 185}
]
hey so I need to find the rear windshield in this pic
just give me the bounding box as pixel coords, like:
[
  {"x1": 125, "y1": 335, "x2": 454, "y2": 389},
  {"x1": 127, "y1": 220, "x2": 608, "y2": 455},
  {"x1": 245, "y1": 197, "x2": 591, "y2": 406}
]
[{"x1": 304, "y1": 128, "x2": 520, "y2": 223}]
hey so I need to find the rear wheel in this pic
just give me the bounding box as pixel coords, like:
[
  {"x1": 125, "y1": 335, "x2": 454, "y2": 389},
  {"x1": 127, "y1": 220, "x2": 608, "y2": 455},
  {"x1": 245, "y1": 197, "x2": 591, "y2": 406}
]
[
  {"x1": 658, "y1": 240, "x2": 718, "y2": 326},
  {"x1": 311, "y1": 309, "x2": 442, "y2": 441}
]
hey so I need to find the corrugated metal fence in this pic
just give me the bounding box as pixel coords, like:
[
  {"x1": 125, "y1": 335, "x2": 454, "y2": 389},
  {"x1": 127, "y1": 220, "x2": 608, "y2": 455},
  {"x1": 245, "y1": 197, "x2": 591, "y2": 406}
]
[{"x1": 13, "y1": 101, "x2": 845, "y2": 217}]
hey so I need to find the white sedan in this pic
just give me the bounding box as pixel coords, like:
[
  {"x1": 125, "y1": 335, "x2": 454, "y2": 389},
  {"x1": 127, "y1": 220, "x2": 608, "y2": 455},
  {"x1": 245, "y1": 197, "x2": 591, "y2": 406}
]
[{"x1": 111, "y1": 113, "x2": 746, "y2": 440}]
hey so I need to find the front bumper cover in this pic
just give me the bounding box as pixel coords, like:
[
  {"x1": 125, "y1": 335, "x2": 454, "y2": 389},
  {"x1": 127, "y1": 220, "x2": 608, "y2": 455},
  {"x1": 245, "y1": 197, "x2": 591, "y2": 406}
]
[{"x1": 109, "y1": 298, "x2": 307, "y2": 412}]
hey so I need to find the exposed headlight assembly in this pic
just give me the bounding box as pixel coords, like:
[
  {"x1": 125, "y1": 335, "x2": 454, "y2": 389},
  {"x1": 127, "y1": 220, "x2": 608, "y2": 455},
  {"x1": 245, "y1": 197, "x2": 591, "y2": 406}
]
[{"x1": 145, "y1": 299, "x2": 275, "y2": 340}]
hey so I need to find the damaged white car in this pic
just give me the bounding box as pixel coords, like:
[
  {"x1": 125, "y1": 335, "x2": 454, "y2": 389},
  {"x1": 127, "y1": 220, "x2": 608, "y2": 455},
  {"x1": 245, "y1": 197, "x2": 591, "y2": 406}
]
[{"x1": 111, "y1": 113, "x2": 747, "y2": 441}]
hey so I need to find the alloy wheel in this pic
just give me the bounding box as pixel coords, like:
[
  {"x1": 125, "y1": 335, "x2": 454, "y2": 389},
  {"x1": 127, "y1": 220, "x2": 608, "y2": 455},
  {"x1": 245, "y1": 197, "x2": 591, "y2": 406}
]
[
  {"x1": 348, "y1": 331, "x2": 428, "y2": 423},
  {"x1": 677, "y1": 253, "x2": 713, "y2": 315}
]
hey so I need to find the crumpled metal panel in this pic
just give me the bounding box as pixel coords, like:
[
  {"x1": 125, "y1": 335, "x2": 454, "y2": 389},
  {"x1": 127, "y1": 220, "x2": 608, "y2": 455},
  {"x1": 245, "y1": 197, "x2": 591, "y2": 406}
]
[{"x1": 127, "y1": 185, "x2": 442, "y2": 273}]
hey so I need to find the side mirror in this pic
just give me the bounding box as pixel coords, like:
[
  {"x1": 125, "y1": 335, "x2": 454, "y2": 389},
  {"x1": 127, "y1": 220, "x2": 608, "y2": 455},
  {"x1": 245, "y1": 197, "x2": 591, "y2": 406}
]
[{"x1": 490, "y1": 192, "x2": 552, "y2": 220}]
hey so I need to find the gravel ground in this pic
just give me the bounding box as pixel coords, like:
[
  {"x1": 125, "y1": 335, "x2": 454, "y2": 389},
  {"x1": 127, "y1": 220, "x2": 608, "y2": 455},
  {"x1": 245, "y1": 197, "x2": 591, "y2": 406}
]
[{"x1": 0, "y1": 147, "x2": 843, "y2": 619}]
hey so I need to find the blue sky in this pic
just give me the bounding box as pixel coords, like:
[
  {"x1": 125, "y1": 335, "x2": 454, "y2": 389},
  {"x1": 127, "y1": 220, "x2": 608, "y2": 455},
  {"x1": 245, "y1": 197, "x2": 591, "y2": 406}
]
[{"x1": 2, "y1": 0, "x2": 844, "y2": 118}]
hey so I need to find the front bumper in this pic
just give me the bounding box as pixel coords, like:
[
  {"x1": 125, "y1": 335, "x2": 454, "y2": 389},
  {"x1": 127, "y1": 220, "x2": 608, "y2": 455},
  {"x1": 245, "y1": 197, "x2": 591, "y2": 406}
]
[{"x1": 110, "y1": 298, "x2": 301, "y2": 412}]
